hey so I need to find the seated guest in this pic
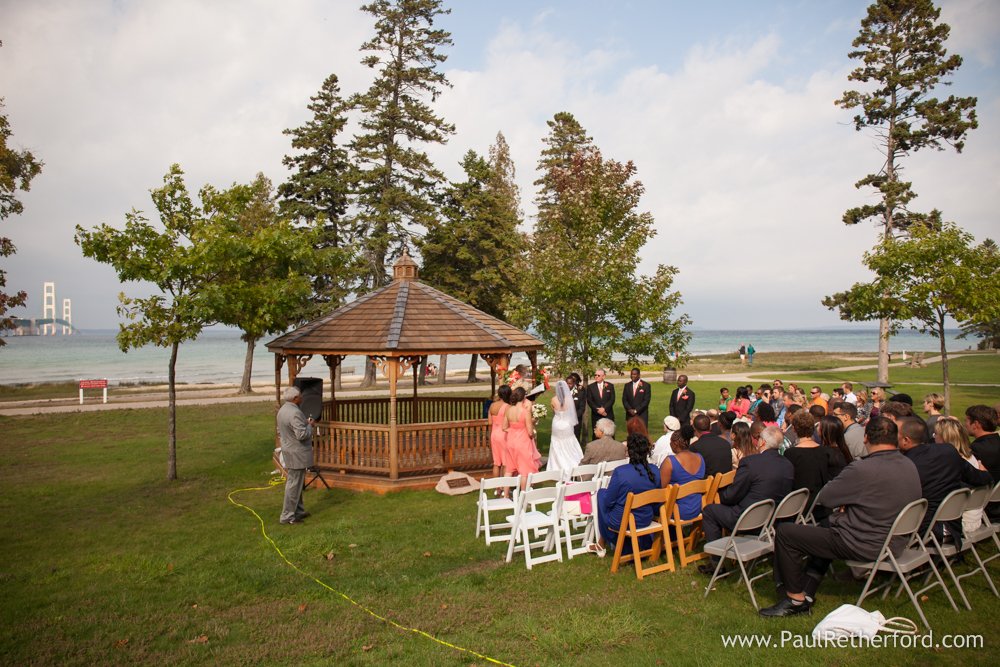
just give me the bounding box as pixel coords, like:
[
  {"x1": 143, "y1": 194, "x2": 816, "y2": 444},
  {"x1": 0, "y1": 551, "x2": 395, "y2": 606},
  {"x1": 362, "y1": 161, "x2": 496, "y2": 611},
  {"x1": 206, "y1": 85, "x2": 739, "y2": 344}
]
[
  {"x1": 808, "y1": 386, "x2": 828, "y2": 411},
  {"x1": 808, "y1": 404, "x2": 826, "y2": 423},
  {"x1": 760, "y1": 417, "x2": 922, "y2": 617},
  {"x1": 880, "y1": 398, "x2": 914, "y2": 426},
  {"x1": 592, "y1": 433, "x2": 661, "y2": 556},
  {"x1": 966, "y1": 405, "x2": 1000, "y2": 488},
  {"x1": 728, "y1": 386, "x2": 752, "y2": 418},
  {"x1": 756, "y1": 402, "x2": 778, "y2": 428},
  {"x1": 832, "y1": 401, "x2": 866, "y2": 461},
  {"x1": 782, "y1": 404, "x2": 803, "y2": 447},
  {"x1": 749, "y1": 385, "x2": 771, "y2": 416},
  {"x1": 707, "y1": 408, "x2": 722, "y2": 435},
  {"x1": 659, "y1": 427, "x2": 706, "y2": 521},
  {"x1": 580, "y1": 418, "x2": 626, "y2": 465},
  {"x1": 718, "y1": 387, "x2": 731, "y2": 412},
  {"x1": 855, "y1": 388, "x2": 874, "y2": 425},
  {"x1": 936, "y1": 416, "x2": 990, "y2": 534},
  {"x1": 690, "y1": 413, "x2": 733, "y2": 477},
  {"x1": 784, "y1": 414, "x2": 847, "y2": 523},
  {"x1": 626, "y1": 415, "x2": 649, "y2": 439},
  {"x1": 717, "y1": 410, "x2": 736, "y2": 443},
  {"x1": 899, "y1": 415, "x2": 993, "y2": 541},
  {"x1": 730, "y1": 421, "x2": 757, "y2": 468},
  {"x1": 698, "y1": 426, "x2": 794, "y2": 574},
  {"x1": 650, "y1": 416, "x2": 681, "y2": 466},
  {"x1": 923, "y1": 393, "x2": 945, "y2": 436}
]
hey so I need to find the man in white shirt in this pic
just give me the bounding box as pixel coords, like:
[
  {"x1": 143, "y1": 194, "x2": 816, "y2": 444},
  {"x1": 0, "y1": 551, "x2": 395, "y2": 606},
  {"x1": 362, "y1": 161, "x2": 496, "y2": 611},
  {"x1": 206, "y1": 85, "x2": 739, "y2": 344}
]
[{"x1": 842, "y1": 382, "x2": 858, "y2": 405}]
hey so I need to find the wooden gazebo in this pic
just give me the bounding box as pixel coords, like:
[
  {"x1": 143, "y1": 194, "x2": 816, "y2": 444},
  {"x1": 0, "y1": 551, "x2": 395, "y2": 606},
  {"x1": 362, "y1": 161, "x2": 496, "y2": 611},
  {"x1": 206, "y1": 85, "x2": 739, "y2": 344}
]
[{"x1": 265, "y1": 251, "x2": 544, "y2": 492}]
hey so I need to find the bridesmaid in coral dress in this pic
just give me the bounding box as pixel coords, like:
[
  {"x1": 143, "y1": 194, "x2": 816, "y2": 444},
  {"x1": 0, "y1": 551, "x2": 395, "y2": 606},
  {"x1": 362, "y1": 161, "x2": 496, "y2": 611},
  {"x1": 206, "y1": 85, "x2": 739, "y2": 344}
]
[
  {"x1": 488, "y1": 385, "x2": 513, "y2": 477},
  {"x1": 503, "y1": 386, "x2": 539, "y2": 489}
]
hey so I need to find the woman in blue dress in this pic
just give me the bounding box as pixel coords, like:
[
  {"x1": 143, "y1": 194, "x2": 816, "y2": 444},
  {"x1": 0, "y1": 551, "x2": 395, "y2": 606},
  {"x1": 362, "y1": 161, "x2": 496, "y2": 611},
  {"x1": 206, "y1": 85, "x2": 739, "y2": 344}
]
[
  {"x1": 590, "y1": 433, "x2": 661, "y2": 556},
  {"x1": 658, "y1": 431, "x2": 706, "y2": 521}
]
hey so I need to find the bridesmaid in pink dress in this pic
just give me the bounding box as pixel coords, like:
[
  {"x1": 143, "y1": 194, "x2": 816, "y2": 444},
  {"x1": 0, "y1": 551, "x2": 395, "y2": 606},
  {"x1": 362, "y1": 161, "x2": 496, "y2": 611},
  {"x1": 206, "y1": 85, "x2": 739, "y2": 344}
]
[
  {"x1": 503, "y1": 386, "x2": 539, "y2": 489},
  {"x1": 488, "y1": 385, "x2": 513, "y2": 477}
]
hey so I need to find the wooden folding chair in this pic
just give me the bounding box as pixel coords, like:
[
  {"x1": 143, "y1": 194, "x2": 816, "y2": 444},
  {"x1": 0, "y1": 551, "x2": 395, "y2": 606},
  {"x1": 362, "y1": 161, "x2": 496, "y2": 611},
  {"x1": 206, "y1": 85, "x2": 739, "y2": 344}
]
[
  {"x1": 667, "y1": 477, "x2": 715, "y2": 567},
  {"x1": 712, "y1": 469, "x2": 736, "y2": 503},
  {"x1": 610, "y1": 485, "x2": 679, "y2": 580}
]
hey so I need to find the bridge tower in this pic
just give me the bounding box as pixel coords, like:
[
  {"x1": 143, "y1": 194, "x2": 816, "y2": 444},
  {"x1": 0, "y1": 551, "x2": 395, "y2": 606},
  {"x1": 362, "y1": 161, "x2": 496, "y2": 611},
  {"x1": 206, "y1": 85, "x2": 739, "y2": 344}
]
[
  {"x1": 62, "y1": 299, "x2": 73, "y2": 335},
  {"x1": 42, "y1": 282, "x2": 56, "y2": 335}
]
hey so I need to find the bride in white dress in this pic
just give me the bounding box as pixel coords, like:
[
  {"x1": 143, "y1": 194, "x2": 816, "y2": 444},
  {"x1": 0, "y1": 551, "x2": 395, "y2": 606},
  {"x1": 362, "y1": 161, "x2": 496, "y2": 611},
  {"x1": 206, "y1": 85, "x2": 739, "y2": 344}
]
[{"x1": 546, "y1": 380, "x2": 584, "y2": 472}]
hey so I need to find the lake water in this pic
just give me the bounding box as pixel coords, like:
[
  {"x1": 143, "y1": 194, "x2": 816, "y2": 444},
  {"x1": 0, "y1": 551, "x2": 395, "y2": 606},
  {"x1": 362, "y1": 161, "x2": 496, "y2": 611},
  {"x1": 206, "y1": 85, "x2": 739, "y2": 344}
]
[{"x1": 0, "y1": 327, "x2": 972, "y2": 386}]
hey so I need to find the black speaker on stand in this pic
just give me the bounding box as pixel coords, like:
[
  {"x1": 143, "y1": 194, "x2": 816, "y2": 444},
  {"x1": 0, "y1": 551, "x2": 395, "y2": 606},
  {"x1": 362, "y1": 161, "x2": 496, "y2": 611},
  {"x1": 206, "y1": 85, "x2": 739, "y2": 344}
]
[{"x1": 293, "y1": 377, "x2": 324, "y2": 421}]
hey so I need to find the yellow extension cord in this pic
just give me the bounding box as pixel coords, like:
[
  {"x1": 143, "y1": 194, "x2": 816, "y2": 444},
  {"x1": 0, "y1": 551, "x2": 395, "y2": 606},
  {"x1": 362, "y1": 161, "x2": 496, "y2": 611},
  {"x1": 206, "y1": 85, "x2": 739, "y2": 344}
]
[{"x1": 227, "y1": 479, "x2": 515, "y2": 667}]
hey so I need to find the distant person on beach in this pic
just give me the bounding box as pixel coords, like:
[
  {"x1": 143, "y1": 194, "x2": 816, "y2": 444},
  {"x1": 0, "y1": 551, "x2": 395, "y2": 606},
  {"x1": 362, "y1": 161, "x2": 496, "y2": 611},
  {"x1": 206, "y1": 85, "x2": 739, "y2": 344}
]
[
  {"x1": 669, "y1": 374, "x2": 696, "y2": 425},
  {"x1": 747, "y1": 343, "x2": 755, "y2": 365},
  {"x1": 738, "y1": 344, "x2": 746, "y2": 365},
  {"x1": 277, "y1": 386, "x2": 315, "y2": 526}
]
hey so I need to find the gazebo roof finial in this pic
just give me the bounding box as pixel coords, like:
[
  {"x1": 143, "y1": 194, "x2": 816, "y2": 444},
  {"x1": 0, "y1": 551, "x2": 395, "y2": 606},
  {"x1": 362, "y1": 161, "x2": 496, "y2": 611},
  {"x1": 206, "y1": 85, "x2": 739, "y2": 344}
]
[{"x1": 392, "y1": 248, "x2": 419, "y2": 281}]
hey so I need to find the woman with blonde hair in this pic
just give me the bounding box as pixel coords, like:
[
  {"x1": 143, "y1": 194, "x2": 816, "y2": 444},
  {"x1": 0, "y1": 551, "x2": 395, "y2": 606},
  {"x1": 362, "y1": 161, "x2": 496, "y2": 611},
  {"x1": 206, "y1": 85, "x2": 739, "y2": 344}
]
[
  {"x1": 935, "y1": 416, "x2": 987, "y2": 534},
  {"x1": 855, "y1": 388, "x2": 873, "y2": 425}
]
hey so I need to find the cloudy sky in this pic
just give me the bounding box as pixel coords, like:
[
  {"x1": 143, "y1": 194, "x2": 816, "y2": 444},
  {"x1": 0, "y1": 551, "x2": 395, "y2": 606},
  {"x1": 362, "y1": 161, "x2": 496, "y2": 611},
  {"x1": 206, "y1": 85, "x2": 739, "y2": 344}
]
[{"x1": 2, "y1": 0, "x2": 998, "y2": 331}]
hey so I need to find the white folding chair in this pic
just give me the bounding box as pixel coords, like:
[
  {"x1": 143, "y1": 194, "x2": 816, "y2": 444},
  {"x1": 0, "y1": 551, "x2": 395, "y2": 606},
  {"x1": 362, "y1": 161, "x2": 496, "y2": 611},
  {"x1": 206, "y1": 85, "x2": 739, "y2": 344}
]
[
  {"x1": 766, "y1": 488, "x2": 811, "y2": 540},
  {"x1": 568, "y1": 462, "x2": 604, "y2": 482},
  {"x1": 956, "y1": 485, "x2": 1000, "y2": 599},
  {"x1": 846, "y1": 498, "x2": 958, "y2": 633},
  {"x1": 920, "y1": 488, "x2": 973, "y2": 610},
  {"x1": 702, "y1": 499, "x2": 776, "y2": 610},
  {"x1": 475, "y1": 475, "x2": 520, "y2": 545},
  {"x1": 559, "y1": 479, "x2": 601, "y2": 558},
  {"x1": 505, "y1": 486, "x2": 564, "y2": 569},
  {"x1": 599, "y1": 458, "x2": 629, "y2": 488},
  {"x1": 526, "y1": 469, "x2": 565, "y2": 490}
]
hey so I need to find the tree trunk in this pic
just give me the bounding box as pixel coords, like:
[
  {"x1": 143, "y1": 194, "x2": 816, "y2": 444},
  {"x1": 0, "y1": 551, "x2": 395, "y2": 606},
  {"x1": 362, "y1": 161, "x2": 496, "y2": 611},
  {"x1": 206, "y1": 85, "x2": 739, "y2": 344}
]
[
  {"x1": 467, "y1": 354, "x2": 478, "y2": 383},
  {"x1": 361, "y1": 357, "x2": 376, "y2": 388},
  {"x1": 877, "y1": 317, "x2": 890, "y2": 384},
  {"x1": 417, "y1": 357, "x2": 426, "y2": 386},
  {"x1": 438, "y1": 354, "x2": 448, "y2": 385},
  {"x1": 167, "y1": 340, "x2": 179, "y2": 481},
  {"x1": 939, "y1": 311, "x2": 951, "y2": 415},
  {"x1": 238, "y1": 336, "x2": 256, "y2": 394}
]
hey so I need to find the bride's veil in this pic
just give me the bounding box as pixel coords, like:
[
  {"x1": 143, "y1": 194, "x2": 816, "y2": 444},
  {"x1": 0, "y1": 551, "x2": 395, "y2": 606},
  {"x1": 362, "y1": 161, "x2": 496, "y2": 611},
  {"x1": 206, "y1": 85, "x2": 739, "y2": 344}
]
[{"x1": 555, "y1": 380, "x2": 578, "y2": 427}]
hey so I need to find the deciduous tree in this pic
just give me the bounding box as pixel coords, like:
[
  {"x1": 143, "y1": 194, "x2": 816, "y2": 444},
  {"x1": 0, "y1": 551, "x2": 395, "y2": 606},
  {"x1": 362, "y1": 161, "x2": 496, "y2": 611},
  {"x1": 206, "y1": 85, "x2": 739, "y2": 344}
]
[
  {"x1": 76, "y1": 165, "x2": 213, "y2": 480},
  {"x1": 419, "y1": 136, "x2": 525, "y2": 382},
  {"x1": 0, "y1": 87, "x2": 43, "y2": 345},
  {"x1": 834, "y1": 0, "x2": 977, "y2": 382},
  {"x1": 517, "y1": 116, "x2": 690, "y2": 379},
  {"x1": 824, "y1": 217, "x2": 999, "y2": 412},
  {"x1": 201, "y1": 174, "x2": 345, "y2": 394}
]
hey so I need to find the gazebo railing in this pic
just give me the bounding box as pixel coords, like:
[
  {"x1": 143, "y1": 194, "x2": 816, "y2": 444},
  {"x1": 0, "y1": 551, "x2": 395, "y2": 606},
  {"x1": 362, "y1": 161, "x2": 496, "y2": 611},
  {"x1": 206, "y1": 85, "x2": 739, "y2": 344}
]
[
  {"x1": 312, "y1": 418, "x2": 491, "y2": 476},
  {"x1": 321, "y1": 396, "x2": 486, "y2": 425}
]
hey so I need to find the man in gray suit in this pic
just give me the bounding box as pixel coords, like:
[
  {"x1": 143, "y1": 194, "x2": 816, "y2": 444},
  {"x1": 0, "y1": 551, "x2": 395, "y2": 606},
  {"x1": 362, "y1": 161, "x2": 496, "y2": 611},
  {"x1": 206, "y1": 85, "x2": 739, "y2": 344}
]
[{"x1": 277, "y1": 386, "x2": 314, "y2": 525}]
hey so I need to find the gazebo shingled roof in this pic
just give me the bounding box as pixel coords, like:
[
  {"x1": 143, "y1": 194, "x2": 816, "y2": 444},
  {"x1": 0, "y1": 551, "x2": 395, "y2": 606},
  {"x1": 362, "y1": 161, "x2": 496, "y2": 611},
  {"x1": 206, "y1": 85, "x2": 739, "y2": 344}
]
[
  {"x1": 266, "y1": 252, "x2": 543, "y2": 356},
  {"x1": 264, "y1": 251, "x2": 544, "y2": 490}
]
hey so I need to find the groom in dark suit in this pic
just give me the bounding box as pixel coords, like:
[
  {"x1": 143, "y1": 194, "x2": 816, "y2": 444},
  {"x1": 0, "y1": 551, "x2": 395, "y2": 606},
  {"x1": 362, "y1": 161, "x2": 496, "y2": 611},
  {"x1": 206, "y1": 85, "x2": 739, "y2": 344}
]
[
  {"x1": 567, "y1": 372, "x2": 588, "y2": 443},
  {"x1": 622, "y1": 367, "x2": 651, "y2": 425},
  {"x1": 586, "y1": 368, "x2": 616, "y2": 439}
]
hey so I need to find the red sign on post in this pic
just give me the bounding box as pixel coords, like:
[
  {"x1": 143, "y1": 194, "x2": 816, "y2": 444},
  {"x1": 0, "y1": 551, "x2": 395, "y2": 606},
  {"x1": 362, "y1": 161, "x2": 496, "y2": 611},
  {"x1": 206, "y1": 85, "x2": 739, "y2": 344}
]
[{"x1": 79, "y1": 379, "x2": 109, "y2": 404}]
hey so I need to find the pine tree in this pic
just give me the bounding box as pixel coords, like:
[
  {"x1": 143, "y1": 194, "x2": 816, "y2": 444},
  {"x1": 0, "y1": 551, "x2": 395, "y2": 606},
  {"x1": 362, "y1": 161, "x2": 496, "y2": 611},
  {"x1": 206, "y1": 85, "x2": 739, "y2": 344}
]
[
  {"x1": 832, "y1": 0, "x2": 977, "y2": 383},
  {"x1": 349, "y1": 0, "x2": 455, "y2": 290},
  {"x1": 419, "y1": 138, "x2": 526, "y2": 382},
  {"x1": 278, "y1": 74, "x2": 354, "y2": 314}
]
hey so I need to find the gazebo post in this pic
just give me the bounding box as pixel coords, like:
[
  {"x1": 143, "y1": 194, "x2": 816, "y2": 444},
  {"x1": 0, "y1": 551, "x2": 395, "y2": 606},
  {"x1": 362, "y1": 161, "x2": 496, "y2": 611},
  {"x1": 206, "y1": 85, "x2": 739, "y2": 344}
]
[
  {"x1": 412, "y1": 356, "x2": 419, "y2": 424},
  {"x1": 274, "y1": 354, "x2": 285, "y2": 406},
  {"x1": 324, "y1": 355, "x2": 343, "y2": 422},
  {"x1": 388, "y1": 358, "x2": 400, "y2": 480},
  {"x1": 528, "y1": 351, "x2": 538, "y2": 387}
]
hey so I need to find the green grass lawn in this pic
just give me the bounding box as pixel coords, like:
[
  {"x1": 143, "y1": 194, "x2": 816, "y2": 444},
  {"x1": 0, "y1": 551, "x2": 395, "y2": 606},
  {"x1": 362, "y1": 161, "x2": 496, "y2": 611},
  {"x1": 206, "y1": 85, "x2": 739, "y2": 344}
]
[{"x1": 2, "y1": 359, "x2": 999, "y2": 665}]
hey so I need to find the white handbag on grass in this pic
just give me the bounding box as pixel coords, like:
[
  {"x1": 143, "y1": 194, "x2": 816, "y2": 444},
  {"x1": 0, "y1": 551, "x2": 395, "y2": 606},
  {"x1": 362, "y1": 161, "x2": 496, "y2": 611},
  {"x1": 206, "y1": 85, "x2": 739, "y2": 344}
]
[{"x1": 812, "y1": 604, "x2": 918, "y2": 641}]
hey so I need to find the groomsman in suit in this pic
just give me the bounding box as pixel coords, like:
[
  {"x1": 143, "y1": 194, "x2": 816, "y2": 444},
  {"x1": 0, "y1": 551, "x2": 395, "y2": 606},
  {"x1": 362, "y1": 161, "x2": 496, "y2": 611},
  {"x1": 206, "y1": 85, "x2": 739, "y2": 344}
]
[
  {"x1": 669, "y1": 374, "x2": 696, "y2": 425},
  {"x1": 566, "y1": 372, "x2": 588, "y2": 443},
  {"x1": 622, "y1": 367, "x2": 651, "y2": 426},
  {"x1": 586, "y1": 368, "x2": 616, "y2": 439}
]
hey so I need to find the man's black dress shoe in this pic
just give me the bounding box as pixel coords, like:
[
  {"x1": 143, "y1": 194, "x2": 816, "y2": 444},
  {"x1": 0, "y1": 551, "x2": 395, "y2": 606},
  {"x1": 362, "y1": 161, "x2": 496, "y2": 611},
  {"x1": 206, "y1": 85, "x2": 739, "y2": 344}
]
[{"x1": 759, "y1": 597, "x2": 812, "y2": 617}]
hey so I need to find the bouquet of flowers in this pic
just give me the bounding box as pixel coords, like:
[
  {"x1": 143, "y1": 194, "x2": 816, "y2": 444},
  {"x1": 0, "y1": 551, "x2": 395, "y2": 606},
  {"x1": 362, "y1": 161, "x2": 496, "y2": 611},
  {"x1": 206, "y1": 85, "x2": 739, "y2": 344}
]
[{"x1": 531, "y1": 403, "x2": 548, "y2": 420}]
